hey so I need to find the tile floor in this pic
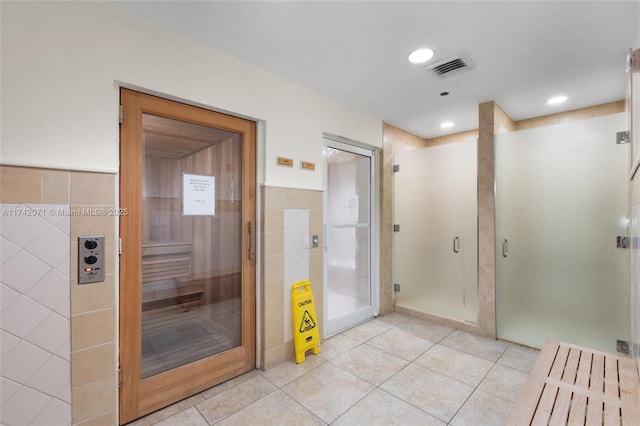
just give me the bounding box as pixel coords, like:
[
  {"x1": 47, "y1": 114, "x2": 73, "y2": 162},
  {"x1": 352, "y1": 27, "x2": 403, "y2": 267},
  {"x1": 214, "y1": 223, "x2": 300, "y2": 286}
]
[{"x1": 128, "y1": 313, "x2": 539, "y2": 426}]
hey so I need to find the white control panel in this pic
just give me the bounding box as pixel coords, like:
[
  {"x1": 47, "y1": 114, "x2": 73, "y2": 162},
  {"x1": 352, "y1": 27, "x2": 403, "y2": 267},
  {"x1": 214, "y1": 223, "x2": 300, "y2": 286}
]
[{"x1": 78, "y1": 235, "x2": 105, "y2": 284}]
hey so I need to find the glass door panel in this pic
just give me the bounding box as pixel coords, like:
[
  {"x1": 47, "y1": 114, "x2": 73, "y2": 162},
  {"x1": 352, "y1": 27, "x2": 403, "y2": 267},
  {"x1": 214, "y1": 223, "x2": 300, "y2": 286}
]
[
  {"x1": 393, "y1": 141, "x2": 478, "y2": 323},
  {"x1": 324, "y1": 143, "x2": 376, "y2": 336},
  {"x1": 141, "y1": 113, "x2": 243, "y2": 378},
  {"x1": 119, "y1": 89, "x2": 255, "y2": 424},
  {"x1": 495, "y1": 113, "x2": 627, "y2": 352}
]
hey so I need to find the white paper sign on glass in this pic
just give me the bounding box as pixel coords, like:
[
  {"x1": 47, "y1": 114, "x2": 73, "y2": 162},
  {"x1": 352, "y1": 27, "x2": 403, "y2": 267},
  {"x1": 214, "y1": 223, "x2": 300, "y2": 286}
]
[{"x1": 183, "y1": 173, "x2": 215, "y2": 216}]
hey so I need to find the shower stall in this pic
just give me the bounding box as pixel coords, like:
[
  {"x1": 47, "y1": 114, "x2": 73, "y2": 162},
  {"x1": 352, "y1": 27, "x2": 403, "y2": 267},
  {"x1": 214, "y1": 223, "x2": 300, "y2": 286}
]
[
  {"x1": 393, "y1": 139, "x2": 478, "y2": 324},
  {"x1": 495, "y1": 113, "x2": 628, "y2": 352},
  {"x1": 392, "y1": 112, "x2": 629, "y2": 353}
]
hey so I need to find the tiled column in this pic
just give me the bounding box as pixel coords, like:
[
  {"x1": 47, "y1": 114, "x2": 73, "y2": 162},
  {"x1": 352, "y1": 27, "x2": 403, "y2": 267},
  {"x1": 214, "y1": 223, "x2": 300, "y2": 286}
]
[
  {"x1": 69, "y1": 171, "x2": 118, "y2": 425},
  {"x1": 0, "y1": 166, "x2": 120, "y2": 425},
  {"x1": 260, "y1": 186, "x2": 323, "y2": 370},
  {"x1": 477, "y1": 101, "x2": 515, "y2": 338}
]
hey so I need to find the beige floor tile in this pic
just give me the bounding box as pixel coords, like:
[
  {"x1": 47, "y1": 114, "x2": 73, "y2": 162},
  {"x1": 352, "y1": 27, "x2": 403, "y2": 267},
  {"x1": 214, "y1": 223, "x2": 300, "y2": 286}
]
[
  {"x1": 196, "y1": 375, "x2": 276, "y2": 423},
  {"x1": 450, "y1": 390, "x2": 514, "y2": 426},
  {"x1": 333, "y1": 389, "x2": 445, "y2": 426},
  {"x1": 216, "y1": 390, "x2": 325, "y2": 426},
  {"x1": 395, "y1": 319, "x2": 454, "y2": 343},
  {"x1": 262, "y1": 355, "x2": 325, "y2": 387},
  {"x1": 201, "y1": 369, "x2": 263, "y2": 399},
  {"x1": 317, "y1": 334, "x2": 361, "y2": 360},
  {"x1": 127, "y1": 393, "x2": 205, "y2": 426},
  {"x1": 331, "y1": 344, "x2": 408, "y2": 386},
  {"x1": 153, "y1": 407, "x2": 208, "y2": 426},
  {"x1": 415, "y1": 344, "x2": 494, "y2": 386},
  {"x1": 130, "y1": 318, "x2": 536, "y2": 425},
  {"x1": 282, "y1": 362, "x2": 374, "y2": 423},
  {"x1": 372, "y1": 312, "x2": 411, "y2": 327},
  {"x1": 341, "y1": 320, "x2": 391, "y2": 342},
  {"x1": 440, "y1": 330, "x2": 509, "y2": 361},
  {"x1": 477, "y1": 364, "x2": 528, "y2": 403},
  {"x1": 367, "y1": 328, "x2": 434, "y2": 361},
  {"x1": 381, "y1": 363, "x2": 474, "y2": 423},
  {"x1": 498, "y1": 344, "x2": 540, "y2": 372}
]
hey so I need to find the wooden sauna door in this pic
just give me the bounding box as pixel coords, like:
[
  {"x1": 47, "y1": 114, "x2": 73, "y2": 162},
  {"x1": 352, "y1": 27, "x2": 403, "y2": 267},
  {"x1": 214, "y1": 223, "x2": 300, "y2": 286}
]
[{"x1": 119, "y1": 89, "x2": 256, "y2": 424}]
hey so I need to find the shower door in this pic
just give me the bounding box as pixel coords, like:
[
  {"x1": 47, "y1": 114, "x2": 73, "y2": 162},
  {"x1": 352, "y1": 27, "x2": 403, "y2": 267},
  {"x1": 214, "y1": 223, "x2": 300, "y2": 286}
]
[
  {"x1": 496, "y1": 113, "x2": 628, "y2": 353},
  {"x1": 394, "y1": 140, "x2": 478, "y2": 323}
]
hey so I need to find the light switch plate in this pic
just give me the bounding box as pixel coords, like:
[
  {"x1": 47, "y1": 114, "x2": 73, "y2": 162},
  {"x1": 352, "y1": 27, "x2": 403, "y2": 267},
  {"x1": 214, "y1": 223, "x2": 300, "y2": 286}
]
[{"x1": 78, "y1": 235, "x2": 105, "y2": 284}]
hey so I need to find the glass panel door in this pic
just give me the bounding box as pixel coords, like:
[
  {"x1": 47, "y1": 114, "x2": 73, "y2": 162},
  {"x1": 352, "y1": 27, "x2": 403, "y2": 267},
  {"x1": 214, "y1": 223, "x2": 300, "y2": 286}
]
[
  {"x1": 393, "y1": 141, "x2": 478, "y2": 323},
  {"x1": 324, "y1": 141, "x2": 377, "y2": 336},
  {"x1": 141, "y1": 113, "x2": 242, "y2": 378},
  {"x1": 119, "y1": 89, "x2": 255, "y2": 423},
  {"x1": 495, "y1": 113, "x2": 627, "y2": 352}
]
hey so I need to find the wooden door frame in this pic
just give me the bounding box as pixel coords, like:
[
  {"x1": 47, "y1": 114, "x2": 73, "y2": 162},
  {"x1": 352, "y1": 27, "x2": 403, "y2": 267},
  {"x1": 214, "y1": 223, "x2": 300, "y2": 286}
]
[{"x1": 119, "y1": 89, "x2": 256, "y2": 424}]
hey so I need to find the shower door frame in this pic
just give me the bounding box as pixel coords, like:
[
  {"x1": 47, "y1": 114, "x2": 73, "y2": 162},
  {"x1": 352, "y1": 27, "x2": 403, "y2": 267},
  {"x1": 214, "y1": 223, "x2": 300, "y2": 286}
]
[{"x1": 322, "y1": 136, "x2": 380, "y2": 337}]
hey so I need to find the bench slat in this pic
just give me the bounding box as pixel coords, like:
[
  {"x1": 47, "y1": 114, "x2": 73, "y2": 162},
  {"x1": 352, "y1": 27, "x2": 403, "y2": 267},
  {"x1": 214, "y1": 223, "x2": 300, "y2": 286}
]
[
  {"x1": 566, "y1": 350, "x2": 592, "y2": 425},
  {"x1": 619, "y1": 357, "x2": 640, "y2": 425},
  {"x1": 141, "y1": 243, "x2": 202, "y2": 312},
  {"x1": 603, "y1": 355, "x2": 621, "y2": 425},
  {"x1": 507, "y1": 340, "x2": 559, "y2": 425},
  {"x1": 509, "y1": 340, "x2": 639, "y2": 426},
  {"x1": 550, "y1": 348, "x2": 580, "y2": 424}
]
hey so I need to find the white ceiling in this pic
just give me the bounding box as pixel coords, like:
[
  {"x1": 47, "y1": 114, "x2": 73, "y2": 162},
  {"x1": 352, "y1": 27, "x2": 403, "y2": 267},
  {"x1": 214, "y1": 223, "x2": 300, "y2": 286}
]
[{"x1": 111, "y1": 1, "x2": 639, "y2": 139}]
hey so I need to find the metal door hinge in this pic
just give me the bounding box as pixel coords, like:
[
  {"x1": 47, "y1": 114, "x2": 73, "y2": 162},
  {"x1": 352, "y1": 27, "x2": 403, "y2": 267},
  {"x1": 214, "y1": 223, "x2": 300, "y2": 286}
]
[
  {"x1": 617, "y1": 339, "x2": 630, "y2": 354},
  {"x1": 393, "y1": 224, "x2": 400, "y2": 232},
  {"x1": 118, "y1": 238, "x2": 122, "y2": 255},
  {"x1": 119, "y1": 105, "x2": 124, "y2": 124},
  {"x1": 616, "y1": 130, "x2": 629, "y2": 144},
  {"x1": 393, "y1": 164, "x2": 400, "y2": 173},
  {"x1": 118, "y1": 368, "x2": 122, "y2": 387},
  {"x1": 394, "y1": 283, "x2": 400, "y2": 293}
]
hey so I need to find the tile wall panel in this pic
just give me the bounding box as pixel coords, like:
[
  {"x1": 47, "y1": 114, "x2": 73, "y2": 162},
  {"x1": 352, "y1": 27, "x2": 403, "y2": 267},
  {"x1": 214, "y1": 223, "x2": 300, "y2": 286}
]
[
  {"x1": 1, "y1": 203, "x2": 72, "y2": 426},
  {"x1": 283, "y1": 209, "x2": 309, "y2": 342},
  {"x1": 0, "y1": 165, "x2": 118, "y2": 425},
  {"x1": 260, "y1": 186, "x2": 323, "y2": 369}
]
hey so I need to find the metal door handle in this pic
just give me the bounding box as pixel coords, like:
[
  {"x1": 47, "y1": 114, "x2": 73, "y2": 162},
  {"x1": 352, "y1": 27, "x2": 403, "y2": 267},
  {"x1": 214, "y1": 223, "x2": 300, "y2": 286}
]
[
  {"x1": 453, "y1": 236, "x2": 460, "y2": 253},
  {"x1": 502, "y1": 238, "x2": 509, "y2": 258},
  {"x1": 248, "y1": 221, "x2": 256, "y2": 260}
]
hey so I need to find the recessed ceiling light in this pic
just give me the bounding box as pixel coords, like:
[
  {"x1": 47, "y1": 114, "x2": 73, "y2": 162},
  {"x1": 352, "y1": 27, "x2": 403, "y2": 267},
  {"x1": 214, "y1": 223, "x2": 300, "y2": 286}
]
[
  {"x1": 408, "y1": 48, "x2": 434, "y2": 64},
  {"x1": 441, "y1": 121, "x2": 454, "y2": 129},
  {"x1": 547, "y1": 95, "x2": 567, "y2": 105}
]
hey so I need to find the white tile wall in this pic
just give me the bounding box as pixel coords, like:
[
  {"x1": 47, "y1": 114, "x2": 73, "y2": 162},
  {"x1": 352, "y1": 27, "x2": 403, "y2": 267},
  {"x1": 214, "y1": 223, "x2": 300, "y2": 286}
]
[
  {"x1": 0, "y1": 204, "x2": 71, "y2": 426},
  {"x1": 284, "y1": 209, "x2": 310, "y2": 341}
]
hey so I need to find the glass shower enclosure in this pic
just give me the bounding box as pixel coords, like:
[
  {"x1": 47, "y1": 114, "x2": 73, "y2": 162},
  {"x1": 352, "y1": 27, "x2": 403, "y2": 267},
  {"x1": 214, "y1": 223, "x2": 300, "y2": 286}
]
[
  {"x1": 393, "y1": 140, "x2": 478, "y2": 324},
  {"x1": 495, "y1": 113, "x2": 628, "y2": 352}
]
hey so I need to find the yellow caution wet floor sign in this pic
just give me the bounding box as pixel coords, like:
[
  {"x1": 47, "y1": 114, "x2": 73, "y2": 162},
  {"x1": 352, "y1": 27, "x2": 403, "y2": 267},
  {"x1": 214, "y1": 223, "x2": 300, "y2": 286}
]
[{"x1": 291, "y1": 280, "x2": 321, "y2": 363}]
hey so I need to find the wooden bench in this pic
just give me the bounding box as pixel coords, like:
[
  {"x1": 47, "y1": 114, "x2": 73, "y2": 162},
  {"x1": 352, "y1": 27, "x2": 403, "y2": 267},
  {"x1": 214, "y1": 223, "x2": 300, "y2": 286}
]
[
  {"x1": 508, "y1": 340, "x2": 640, "y2": 425},
  {"x1": 141, "y1": 242, "x2": 204, "y2": 312}
]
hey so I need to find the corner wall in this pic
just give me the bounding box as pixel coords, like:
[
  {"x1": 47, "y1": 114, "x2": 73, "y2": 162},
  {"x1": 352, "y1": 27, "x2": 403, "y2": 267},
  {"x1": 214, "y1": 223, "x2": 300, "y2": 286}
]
[{"x1": 1, "y1": 166, "x2": 118, "y2": 425}]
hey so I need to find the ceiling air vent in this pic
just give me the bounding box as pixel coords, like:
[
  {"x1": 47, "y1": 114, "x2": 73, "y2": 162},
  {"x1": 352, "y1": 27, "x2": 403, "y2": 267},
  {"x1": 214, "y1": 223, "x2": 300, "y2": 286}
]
[{"x1": 426, "y1": 53, "x2": 475, "y2": 80}]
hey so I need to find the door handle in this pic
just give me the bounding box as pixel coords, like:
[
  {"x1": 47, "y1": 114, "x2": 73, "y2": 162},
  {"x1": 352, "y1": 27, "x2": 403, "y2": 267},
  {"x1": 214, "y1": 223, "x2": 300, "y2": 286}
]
[
  {"x1": 248, "y1": 221, "x2": 256, "y2": 260},
  {"x1": 453, "y1": 236, "x2": 460, "y2": 253},
  {"x1": 502, "y1": 238, "x2": 509, "y2": 258}
]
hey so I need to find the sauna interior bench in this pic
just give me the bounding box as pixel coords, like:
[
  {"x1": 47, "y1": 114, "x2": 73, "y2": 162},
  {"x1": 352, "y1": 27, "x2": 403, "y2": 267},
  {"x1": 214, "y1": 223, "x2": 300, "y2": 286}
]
[
  {"x1": 507, "y1": 340, "x2": 640, "y2": 425},
  {"x1": 141, "y1": 242, "x2": 203, "y2": 311}
]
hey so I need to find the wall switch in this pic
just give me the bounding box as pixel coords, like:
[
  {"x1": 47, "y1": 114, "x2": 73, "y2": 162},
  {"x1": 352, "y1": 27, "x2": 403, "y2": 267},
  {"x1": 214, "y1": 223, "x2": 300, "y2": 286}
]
[
  {"x1": 303, "y1": 234, "x2": 310, "y2": 249},
  {"x1": 78, "y1": 235, "x2": 105, "y2": 284}
]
